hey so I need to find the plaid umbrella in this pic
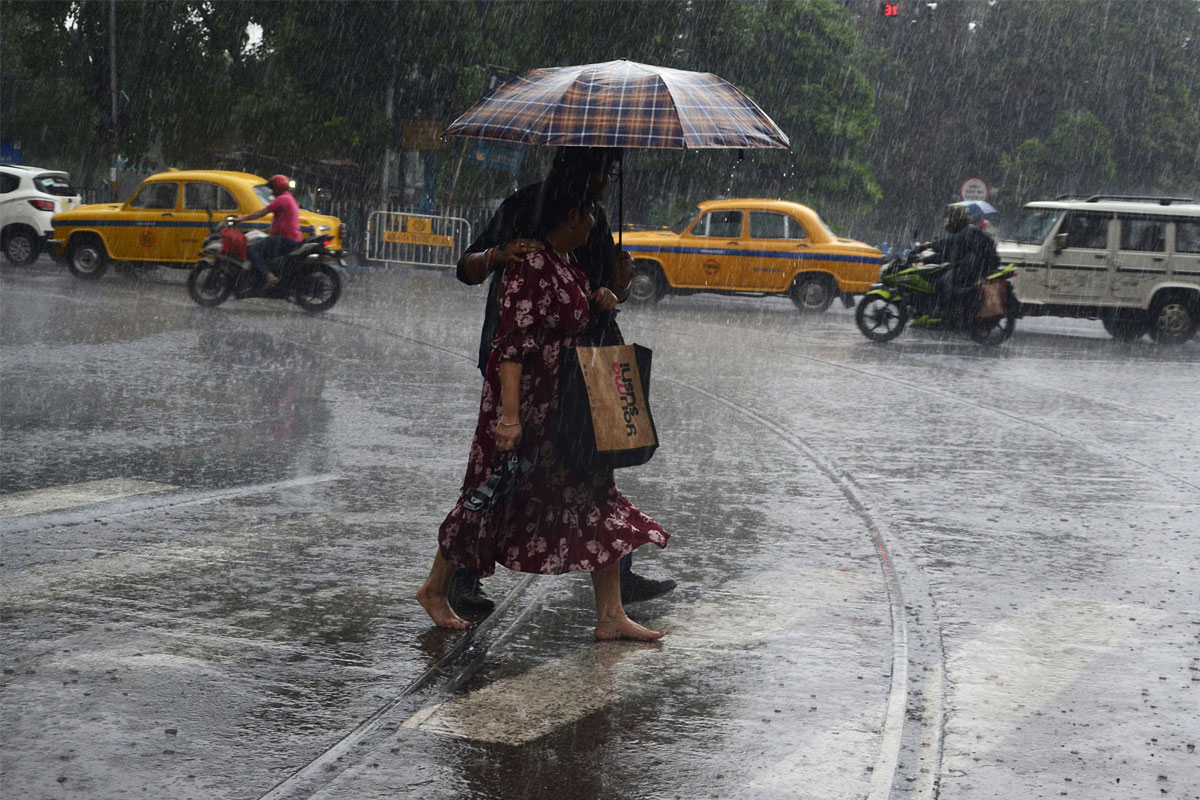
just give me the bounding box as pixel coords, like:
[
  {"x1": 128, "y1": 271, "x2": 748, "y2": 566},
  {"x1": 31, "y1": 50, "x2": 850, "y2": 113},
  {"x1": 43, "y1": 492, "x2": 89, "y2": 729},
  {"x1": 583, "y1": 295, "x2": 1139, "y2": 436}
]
[{"x1": 444, "y1": 59, "x2": 790, "y2": 150}]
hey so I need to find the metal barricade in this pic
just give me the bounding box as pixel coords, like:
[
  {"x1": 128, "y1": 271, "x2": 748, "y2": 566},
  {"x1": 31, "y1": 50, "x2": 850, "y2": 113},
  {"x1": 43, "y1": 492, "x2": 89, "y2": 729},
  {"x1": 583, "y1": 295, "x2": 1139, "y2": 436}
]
[{"x1": 365, "y1": 211, "x2": 472, "y2": 270}]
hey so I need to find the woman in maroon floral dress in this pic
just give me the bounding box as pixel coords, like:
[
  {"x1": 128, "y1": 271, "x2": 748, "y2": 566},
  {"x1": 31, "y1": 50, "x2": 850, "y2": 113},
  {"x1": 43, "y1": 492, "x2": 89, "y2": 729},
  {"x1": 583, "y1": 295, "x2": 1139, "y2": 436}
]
[{"x1": 417, "y1": 178, "x2": 669, "y2": 641}]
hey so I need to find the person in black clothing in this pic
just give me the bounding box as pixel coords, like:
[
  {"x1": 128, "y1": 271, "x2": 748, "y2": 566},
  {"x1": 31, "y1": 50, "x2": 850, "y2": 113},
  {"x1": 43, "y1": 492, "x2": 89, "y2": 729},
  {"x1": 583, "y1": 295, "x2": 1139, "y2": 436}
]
[
  {"x1": 925, "y1": 204, "x2": 1001, "y2": 324},
  {"x1": 448, "y1": 147, "x2": 677, "y2": 614}
]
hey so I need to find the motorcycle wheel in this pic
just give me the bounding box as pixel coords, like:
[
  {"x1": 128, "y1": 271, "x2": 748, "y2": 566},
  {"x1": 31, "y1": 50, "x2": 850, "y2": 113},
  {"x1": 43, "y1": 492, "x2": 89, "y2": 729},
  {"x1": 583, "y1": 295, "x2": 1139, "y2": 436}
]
[
  {"x1": 855, "y1": 293, "x2": 907, "y2": 342},
  {"x1": 969, "y1": 293, "x2": 1018, "y2": 346},
  {"x1": 187, "y1": 262, "x2": 233, "y2": 307},
  {"x1": 294, "y1": 263, "x2": 341, "y2": 313}
]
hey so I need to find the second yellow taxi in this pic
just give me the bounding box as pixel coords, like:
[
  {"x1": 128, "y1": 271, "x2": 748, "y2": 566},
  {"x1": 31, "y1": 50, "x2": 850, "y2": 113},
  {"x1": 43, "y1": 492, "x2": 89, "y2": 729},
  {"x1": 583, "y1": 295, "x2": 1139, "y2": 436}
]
[{"x1": 621, "y1": 198, "x2": 882, "y2": 312}]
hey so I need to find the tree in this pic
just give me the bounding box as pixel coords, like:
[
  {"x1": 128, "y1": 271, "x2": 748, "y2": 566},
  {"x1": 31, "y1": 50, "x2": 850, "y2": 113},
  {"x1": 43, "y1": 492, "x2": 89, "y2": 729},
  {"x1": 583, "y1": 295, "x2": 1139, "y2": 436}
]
[{"x1": 998, "y1": 111, "x2": 1116, "y2": 200}]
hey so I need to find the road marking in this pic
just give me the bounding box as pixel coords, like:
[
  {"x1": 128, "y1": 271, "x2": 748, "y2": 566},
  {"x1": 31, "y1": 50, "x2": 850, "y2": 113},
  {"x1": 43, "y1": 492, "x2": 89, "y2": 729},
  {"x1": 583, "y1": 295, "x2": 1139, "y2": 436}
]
[
  {"x1": 941, "y1": 597, "x2": 1144, "y2": 777},
  {"x1": 402, "y1": 567, "x2": 883, "y2": 746},
  {"x1": 0, "y1": 478, "x2": 176, "y2": 518}
]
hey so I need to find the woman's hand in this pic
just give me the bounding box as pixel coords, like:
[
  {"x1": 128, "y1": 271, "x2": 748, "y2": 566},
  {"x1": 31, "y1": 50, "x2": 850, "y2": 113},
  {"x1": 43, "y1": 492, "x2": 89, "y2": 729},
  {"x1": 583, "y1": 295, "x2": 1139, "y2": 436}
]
[
  {"x1": 589, "y1": 287, "x2": 619, "y2": 311},
  {"x1": 493, "y1": 238, "x2": 540, "y2": 264},
  {"x1": 493, "y1": 417, "x2": 522, "y2": 452}
]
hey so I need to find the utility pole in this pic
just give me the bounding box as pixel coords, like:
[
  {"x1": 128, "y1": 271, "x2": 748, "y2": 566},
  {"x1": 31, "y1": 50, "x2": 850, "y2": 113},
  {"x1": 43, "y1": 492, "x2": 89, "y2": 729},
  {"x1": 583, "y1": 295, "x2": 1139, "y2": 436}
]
[
  {"x1": 381, "y1": 80, "x2": 395, "y2": 208},
  {"x1": 109, "y1": 0, "x2": 119, "y2": 202}
]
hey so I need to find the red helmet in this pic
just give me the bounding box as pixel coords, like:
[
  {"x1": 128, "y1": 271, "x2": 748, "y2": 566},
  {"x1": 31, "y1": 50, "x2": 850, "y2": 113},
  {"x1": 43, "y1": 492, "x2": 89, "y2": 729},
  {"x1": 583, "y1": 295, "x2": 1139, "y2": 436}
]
[{"x1": 267, "y1": 174, "x2": 290, "y2": 194}]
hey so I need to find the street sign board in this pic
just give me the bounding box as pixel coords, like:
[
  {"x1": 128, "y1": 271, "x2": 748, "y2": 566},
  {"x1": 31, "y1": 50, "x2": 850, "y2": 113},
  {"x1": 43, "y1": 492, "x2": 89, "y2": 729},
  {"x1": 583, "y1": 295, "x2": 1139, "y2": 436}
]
[
  {"x1": 0, "y1": 139, "x2": 22, "y2": 164},
  {"x1": 959, "y1": 176, "x2": 990, "y2": 202},
  {"x1": 402, "y1": 121, "x2": 444, "y2": 151}
]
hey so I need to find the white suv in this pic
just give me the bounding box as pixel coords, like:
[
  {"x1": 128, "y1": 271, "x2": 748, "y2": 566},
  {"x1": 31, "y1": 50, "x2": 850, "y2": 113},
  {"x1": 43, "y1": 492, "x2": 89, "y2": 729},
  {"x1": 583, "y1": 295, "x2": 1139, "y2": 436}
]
[
  {"x1": 998, "y1": 195, "x2": 1200, "y2": 344},
  {"x1": 0, "y1": 165, "x2": 82, "y2": 266}
]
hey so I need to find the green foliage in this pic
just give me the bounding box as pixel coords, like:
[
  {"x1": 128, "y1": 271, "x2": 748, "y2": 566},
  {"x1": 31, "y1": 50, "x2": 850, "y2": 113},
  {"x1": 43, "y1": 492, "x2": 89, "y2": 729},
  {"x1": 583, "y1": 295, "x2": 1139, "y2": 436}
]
[
  {"x1": 999, "y1": 111, "x2": 1116, "y2": 200},
  {"x1": 3, "y1": 0, "x2": 1196, "y2": 227}
]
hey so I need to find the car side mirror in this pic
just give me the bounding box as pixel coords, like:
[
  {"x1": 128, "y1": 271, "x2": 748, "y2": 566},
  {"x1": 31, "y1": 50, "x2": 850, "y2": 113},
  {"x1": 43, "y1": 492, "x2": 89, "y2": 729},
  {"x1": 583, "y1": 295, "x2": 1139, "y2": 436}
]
[{"x1": 1052, "y1": 233, "x2": 1068, "y2": 255}]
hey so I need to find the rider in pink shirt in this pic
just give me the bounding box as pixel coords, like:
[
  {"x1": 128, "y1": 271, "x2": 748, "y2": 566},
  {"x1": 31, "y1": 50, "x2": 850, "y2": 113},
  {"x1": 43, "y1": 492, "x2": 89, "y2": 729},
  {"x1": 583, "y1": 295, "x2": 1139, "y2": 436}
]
[{"x1": 235, "y1": 174, "x2": 303, "y2": 285}]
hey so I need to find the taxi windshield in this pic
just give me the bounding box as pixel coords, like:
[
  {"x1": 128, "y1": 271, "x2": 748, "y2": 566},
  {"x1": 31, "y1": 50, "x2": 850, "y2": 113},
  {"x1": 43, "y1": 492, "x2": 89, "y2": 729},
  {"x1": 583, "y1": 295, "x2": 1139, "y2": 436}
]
[
  {"x1": 1011, "y1": 207, "x2": 1063, "y2": 244},
  {"x1": 669, "y1": 209, "x2": 698, "y2": 234}
]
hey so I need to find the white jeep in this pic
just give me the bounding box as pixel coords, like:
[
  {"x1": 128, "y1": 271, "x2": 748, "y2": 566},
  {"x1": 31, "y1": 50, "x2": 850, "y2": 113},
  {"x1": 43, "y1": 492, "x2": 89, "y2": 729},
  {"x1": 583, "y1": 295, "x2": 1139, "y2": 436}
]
[{"x1": 998, "y1": 195, "x2": 1200, "y2": 344}]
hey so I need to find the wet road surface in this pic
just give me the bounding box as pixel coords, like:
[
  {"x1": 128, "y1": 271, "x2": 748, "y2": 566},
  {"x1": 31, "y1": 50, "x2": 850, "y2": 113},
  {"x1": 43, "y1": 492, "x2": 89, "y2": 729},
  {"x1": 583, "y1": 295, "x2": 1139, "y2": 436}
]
[{"x1": 2, "y1": 260, "x2": 1197, "y2": 799}]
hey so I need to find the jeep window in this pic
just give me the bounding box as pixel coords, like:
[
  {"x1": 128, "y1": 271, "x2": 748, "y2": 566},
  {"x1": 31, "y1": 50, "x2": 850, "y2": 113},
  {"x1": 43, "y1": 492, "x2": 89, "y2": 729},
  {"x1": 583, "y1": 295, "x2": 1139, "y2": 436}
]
[
  {"x1": 1060, "y1": 211, "x2": 1110, "y2": 250},
  {"x1": 1011, "y1": 208, "x2": 1063, "y2": 244},
  {"x1": 750, "y1": 211, "x2": 805, "y2": 240},
  {"x1": 1118, "y1": 216, "x2": 1166, "y2": 252},
  {"x1": 33, "y1": 175, "x2": 76, "y2": 197},
  {"x1": 693, "y1": 210, "x2": 743, "y2": 238},
  {"x1": 184, "y1": 182, "x2": 238, "y2": 212},
  {"x1": 1174, "y1": 220, "x2": 1200, "y2": 254},
  {"x1": 0, "y1": 173, "x2": 17, "y2": 193},
  {"x1": 129, "y1": 182, "x2": 178, "y2": 210}
]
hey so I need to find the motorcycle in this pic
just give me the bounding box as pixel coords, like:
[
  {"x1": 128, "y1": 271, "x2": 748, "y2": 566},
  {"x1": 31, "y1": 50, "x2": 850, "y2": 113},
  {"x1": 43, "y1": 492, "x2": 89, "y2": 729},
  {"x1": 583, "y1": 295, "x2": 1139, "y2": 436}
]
[
  {"x1": 854, "y1": 248, "x2": 1018, "y2": 346},
  {"x1": 186, "y1": 217, "x2": 347, "y2": 313}
]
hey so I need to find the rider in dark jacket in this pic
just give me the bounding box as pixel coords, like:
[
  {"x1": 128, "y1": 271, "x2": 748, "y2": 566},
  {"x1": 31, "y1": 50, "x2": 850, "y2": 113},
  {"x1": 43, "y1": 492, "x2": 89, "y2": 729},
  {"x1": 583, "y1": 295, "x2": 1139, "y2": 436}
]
[{"x1": 926, "y1": 204, "x2": 1000, "y2": 323}]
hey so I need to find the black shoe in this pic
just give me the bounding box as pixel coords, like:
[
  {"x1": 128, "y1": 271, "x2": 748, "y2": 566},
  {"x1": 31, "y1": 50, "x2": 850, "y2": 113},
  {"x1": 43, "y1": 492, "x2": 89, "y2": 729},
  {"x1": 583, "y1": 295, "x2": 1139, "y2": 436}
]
[
  {"x1": 621, "y1": 571, "x2": 677, "y2": 604},
  {"x1": 448, "y1": 572, "x2": 495, "y2": 614}
]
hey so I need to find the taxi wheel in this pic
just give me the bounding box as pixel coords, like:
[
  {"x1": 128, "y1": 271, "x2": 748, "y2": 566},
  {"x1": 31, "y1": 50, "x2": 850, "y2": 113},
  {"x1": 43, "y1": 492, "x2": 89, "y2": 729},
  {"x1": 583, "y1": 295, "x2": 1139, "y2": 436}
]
[
  {"x1": 790, "y1": 274, "x2": 836, "y2": 313},
  {"x1": 66, "y1": 236, "x2": 109, "y2": 280},
  {"x1": 628, "y1": 261, "x2": 664, "y2": 304}
]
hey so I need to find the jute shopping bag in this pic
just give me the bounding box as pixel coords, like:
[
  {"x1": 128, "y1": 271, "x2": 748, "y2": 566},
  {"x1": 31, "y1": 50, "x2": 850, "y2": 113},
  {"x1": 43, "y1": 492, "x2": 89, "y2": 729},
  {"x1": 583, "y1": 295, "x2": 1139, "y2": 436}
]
[
  {"x1": 976, "y1": 279, "x2": 1007, "y2": 320},
  {"x1": 556, "y1": 344, "x2": 658, "y2": 469}
]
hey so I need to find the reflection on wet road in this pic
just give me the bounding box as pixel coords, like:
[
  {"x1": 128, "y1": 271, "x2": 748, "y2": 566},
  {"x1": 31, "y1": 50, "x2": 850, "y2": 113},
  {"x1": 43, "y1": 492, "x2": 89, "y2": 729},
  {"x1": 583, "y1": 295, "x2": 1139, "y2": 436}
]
[{"x1": 2, "y1": 263, "x2": 1197, "y2": 800}]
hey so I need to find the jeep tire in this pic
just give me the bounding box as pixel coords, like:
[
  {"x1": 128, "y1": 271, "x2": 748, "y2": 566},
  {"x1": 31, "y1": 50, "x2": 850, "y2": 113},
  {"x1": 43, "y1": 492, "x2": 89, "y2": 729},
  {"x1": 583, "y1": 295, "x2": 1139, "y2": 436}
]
[{"x1": 1147, "y1": 291, "x2": 1198, "y2": 345}]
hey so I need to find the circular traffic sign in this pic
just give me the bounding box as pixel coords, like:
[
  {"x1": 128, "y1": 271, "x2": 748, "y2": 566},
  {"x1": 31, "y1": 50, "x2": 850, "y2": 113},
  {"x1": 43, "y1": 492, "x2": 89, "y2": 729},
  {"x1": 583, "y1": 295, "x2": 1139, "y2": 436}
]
[{"x1": 959, "y1": 177, "x2": 990, "y2": 202}]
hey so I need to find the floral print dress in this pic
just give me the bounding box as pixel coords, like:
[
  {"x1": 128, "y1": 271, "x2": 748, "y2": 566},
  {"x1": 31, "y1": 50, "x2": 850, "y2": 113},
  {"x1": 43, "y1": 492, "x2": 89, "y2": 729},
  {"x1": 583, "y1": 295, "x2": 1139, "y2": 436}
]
[{"x1": 438, "y1": 248, "x2": 669, "y2": 577}]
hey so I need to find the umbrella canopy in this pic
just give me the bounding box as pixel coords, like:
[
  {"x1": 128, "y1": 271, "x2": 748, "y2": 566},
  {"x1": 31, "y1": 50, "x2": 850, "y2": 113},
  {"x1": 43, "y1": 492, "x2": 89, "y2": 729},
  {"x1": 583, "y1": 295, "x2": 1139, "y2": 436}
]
[
  {"x1": 951, "y1": 199, "x2": 998, "y2": 215},
  {"x1": 444, "y1": 59, "x2": 790, "y2": 150}
]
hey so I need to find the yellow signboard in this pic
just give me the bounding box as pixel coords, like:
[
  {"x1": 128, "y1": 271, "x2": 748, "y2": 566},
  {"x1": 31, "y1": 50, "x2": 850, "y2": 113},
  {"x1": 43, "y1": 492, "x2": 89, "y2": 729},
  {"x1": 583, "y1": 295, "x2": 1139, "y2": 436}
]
[
  {"x1": 382, "y1": 217, "x2": 452, "y2": 247},
  {"x1": 383, "y1": 231, "x2": 455, "y2": 247}
]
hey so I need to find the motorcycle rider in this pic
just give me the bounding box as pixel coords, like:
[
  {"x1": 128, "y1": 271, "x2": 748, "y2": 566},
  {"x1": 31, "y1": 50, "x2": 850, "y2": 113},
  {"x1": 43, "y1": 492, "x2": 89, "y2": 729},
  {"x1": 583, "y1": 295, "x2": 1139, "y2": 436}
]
[
  {"x1": 234, "y1": 174, "x2": 301, "y2": 287},
  {"x1": 920, "y1": 204, "x2": 1000, "y2": 325}
]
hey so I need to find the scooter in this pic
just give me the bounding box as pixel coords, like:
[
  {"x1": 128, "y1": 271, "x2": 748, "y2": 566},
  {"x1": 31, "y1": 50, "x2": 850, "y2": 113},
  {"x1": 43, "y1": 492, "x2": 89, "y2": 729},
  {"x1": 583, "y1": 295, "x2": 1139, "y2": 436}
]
[
  {"x1": 186, "y1": 217, "x2": 347, "y2": 313},
  {"x1": 854, "y1": 247, "x2": 1018, "y2": 346}
]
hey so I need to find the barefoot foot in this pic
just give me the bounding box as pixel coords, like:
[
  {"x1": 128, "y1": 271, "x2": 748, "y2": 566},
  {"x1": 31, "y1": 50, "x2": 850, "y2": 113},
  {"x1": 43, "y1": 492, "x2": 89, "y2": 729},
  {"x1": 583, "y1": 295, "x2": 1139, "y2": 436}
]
[
  {"x1": 594, "y1": 616, "x2": 666, "y2": 642},
  {"x1": 417, "y1": 583, "x2": 471, "y2": 630}
]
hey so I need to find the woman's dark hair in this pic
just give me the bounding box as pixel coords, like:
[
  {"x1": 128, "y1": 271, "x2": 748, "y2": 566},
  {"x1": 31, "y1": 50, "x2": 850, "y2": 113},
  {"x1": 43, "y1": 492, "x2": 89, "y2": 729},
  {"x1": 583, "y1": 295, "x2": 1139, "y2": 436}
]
[{"x1": 532, "y1": 171, "x2": 596, "y2": 240}]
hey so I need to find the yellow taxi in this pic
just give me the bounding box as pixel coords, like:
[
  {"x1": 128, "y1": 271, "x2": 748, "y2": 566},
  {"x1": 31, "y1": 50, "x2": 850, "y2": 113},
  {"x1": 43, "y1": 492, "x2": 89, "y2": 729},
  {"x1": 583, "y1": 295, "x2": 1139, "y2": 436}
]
[
  {"x1": 621, "y1": 198, "x2": 882, "y2": 312},
  {"x1": 50, "y1": 169, "x2": 342, "y2": 279}
]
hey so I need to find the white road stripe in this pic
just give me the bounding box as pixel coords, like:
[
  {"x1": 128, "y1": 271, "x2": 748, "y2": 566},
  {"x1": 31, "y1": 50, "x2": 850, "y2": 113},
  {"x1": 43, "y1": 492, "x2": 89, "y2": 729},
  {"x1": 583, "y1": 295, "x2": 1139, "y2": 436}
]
[
  {"x1": 0, "y1": 478, "x2": 176, "y2": 518},
  {"x1": 402, "y1": 567, "x2": 882, "y2": 746},
  {"x1": 941, "y1": 597, "x2": 1144, "y2": 775}
]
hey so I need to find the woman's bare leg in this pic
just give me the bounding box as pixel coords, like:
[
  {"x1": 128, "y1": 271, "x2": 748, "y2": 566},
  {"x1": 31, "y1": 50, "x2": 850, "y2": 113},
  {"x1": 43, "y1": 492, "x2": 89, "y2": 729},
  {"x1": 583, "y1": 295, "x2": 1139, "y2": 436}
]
[
  {"x1": 417, "y1": 550, "x2": 471, "y2": 629},
  {"x1": 592, "y1": 562, "x2": 666, "y2": 641}
]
